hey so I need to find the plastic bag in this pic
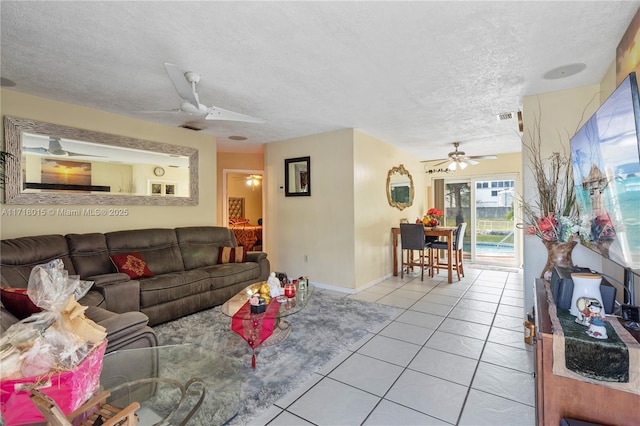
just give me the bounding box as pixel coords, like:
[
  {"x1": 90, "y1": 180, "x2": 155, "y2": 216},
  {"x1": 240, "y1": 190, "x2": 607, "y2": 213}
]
[{"x1": 0, "y1": 259, "x2": 106, "y2": 379}]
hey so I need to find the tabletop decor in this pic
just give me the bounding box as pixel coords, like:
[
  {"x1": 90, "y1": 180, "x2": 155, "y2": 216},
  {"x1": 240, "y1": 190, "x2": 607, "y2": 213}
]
[
  {"x1": 423, "y1": 207, "x2": 444, "y2": 226},
  {"x1": 521, "y1": 125, "x2": 591, "y2": 278}
]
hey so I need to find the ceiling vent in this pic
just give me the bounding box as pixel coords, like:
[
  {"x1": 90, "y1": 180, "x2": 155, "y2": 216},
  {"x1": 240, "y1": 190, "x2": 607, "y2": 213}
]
[{"x1": 179, "y1": 123, "x2": 205, "y2": 131}]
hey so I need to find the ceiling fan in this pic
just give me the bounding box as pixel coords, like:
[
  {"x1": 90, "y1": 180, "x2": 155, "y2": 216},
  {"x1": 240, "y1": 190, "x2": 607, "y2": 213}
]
[
  {"x1": 423, "y1": 142, "x2": 497, "y2": 171},
  {"x1": 141, "y1": 63, "x2": 265, "y2": 124},
  {"x1": 23, "y1": 137, "x2": 105, "y2": 157}
]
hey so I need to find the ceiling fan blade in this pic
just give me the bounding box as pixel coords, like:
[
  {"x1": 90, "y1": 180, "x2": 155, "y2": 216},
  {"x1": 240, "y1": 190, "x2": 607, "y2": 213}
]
[
  {"x1": 205, "y1": 105, "x2": 265, "y2": 123},
  {"x1": 136, "y1": 109, "x2": 185, "y2": 115},
  {"x1": 467, "y1": 155, "x2": 498, "y2": 160},
  {"x1": 164, "y1": 63, "x2": 199, "y2": 109},
  {"x1": 461, "y1": 158, "x2": 480, "y2": 166},
  {"x1": 430, "y1": 159, "x2": 450, "y2": 167},
  {"x1": 64, "y1": 151, "x2": 106, "y2": 157},
  {"x1": 23, "y1": 147, "x2": 49, "y2": 155}
]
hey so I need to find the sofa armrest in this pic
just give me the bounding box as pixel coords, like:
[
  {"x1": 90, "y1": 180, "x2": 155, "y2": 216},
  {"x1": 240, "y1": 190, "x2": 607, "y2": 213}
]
[
  {"x1": 88, "y1": 274, "x2": 140, "y2": 313},
  {"x1": 246, "y1": 251, "x2": 266, "y2": 263},
  {"x1": 246, "y1": 251, "x2": 270, "y2": 281}
]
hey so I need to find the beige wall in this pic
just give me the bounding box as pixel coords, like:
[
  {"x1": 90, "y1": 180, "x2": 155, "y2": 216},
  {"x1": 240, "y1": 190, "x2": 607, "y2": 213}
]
[
  {"x1": 265, "y1": 128, "x2": 426, "y2": 291},
  {"x1": 353, "y1": 130, "x2": 426, "y2": 288},
  {"x1": 0, "y1": 90, "x2": 217, "y2": 239}
]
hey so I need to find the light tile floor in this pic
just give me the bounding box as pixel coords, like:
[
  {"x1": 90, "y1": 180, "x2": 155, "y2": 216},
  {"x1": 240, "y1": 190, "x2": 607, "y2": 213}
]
[{"x1": 249, "y1": 266, "x2": 535, "y2": 426}]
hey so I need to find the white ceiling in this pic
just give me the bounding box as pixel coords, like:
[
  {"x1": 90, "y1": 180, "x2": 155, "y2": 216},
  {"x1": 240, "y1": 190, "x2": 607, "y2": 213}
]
[{"x1": 1, "y1": 1, "x2": 638, "y2": 161}]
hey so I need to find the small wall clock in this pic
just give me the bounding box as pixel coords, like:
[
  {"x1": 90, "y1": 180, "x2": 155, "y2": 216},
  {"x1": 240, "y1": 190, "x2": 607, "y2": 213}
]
[{"x1": 154, "y1": 167, "x2": 165, "y2": 177}]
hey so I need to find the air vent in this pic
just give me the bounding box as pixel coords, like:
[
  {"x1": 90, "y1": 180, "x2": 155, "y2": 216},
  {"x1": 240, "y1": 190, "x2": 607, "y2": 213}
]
[
  {"x1": 179, "y1": 123, "x2": 204, "y2": 131},
  {"x1": 496, "y1": 112, "x2": 514, "y2": 121}
]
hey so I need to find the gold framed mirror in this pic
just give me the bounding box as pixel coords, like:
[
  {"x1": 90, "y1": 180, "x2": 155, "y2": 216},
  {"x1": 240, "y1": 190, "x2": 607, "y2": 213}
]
[
  {"x1": 386, "y1": 164, "x2": 414, "y2": 210},
  {"x1": 3, "y1": 116, "x2": 198, "y2": 206}
]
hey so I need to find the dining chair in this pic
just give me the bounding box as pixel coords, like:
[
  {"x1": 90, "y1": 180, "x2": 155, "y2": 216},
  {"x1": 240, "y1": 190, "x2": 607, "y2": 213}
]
[
  {"x1": 432, "y1": 222, "x2": 467, "y2": 281},
  {"x1": 400, "y1": 223, "x2": 432, "y2": 281}
]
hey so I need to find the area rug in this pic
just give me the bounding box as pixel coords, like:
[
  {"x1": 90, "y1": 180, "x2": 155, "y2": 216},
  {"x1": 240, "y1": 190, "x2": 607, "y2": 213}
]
[{"x1": 153, "y1": 290, "x2": 400, "y2": 425}]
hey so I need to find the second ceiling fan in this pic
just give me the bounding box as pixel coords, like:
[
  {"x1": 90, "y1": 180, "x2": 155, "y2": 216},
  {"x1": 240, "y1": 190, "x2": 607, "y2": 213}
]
[{"x1": 425, "y1": 142, "x2": 497, "y2": 171}]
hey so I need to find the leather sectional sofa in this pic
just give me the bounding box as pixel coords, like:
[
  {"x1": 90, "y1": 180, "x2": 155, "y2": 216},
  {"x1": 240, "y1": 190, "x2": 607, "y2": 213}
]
[{"x1": 1, "y1": 226, "x2": 271, "y2": 353}]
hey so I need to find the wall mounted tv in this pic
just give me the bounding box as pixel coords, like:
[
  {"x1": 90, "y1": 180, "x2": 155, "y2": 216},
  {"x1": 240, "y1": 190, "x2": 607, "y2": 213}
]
[{"x1": 570, "y1": 72, "x2": 640, "y2": 275}]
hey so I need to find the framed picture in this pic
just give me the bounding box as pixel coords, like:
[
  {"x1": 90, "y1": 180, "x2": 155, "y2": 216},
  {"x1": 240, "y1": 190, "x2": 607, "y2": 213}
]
[
  {"x1": 284, "y1": 156, "x2": 310, "y2": 197},
  {"x1": 148, "y1": 180, "x2": 178, "y2": 196}
]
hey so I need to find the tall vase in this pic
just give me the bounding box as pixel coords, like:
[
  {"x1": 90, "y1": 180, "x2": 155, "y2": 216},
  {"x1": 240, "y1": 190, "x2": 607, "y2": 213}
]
[{"x1": 541, "y1": 240, "x2": 577, "y2": 279}]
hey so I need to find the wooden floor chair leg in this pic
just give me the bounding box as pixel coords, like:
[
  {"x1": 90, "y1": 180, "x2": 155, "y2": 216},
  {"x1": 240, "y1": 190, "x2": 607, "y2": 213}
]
[{"x1": 29, "y1": 389, "x2": 71, "y2": 426}]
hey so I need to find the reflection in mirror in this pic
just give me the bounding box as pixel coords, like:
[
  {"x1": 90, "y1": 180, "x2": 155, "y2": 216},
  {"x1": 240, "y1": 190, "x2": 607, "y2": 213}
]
[
  {"x1": 3, "y1": 116, "x2": 198, "y2": 205},
  {"x1": 386, "y1": 164, "x2": 414, "y2": 210},
  {"x1": 285, "y1": 156, "x2": 310, "y2": 197}
]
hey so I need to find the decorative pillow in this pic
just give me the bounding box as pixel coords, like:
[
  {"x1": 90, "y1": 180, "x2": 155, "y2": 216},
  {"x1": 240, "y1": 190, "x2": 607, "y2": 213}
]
[
  {"x1": 1, "y1": 287, "x2": 42, "y2": 320},
  {"x1": 218, "y1": 246, "x2": 247, "y2": 264},
  {"x1": 109, "y1": 252, "x2": 154, "y2": 279}
]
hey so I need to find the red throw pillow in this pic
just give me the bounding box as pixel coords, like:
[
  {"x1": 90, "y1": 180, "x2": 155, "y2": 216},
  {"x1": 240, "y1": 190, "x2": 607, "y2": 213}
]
[
  {"x1": 218, "y1": 246, "x2": 246, "y2": 264},
  {"x1": 1, "y1": 287, "x2": 42, "y2": 320},
  {"x1": 109, "y1": 252, "x2": 154, "y2": 279}
]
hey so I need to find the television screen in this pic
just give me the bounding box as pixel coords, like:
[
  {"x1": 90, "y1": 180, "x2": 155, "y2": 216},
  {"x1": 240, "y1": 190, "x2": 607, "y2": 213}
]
[{"x1": 570, "y1": 72, "x2": 640, "y2": 273}]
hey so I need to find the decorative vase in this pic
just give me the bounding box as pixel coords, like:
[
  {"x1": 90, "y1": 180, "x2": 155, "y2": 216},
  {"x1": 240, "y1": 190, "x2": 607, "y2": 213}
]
[
  {"x1": 569, "y1": 273, "x2": 604, "y2": 317},
  {"x1": 430, "y1": 219, "x2": 439, "y2": 227},
  {"x1": 540, "y1": 240, "x2": 577, "y2": 279}
]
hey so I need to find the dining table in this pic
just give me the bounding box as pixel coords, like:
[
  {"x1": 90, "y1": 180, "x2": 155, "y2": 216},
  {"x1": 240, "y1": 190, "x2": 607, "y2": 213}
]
[{"x1": 391, "y1": 225, "x2": 457, "y2": 283}]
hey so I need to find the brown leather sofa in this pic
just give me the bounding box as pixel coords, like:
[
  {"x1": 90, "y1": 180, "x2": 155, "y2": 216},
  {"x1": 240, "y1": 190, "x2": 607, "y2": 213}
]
[{"x1": 1, "y1": 226, "x2": 270, "y2": 352}]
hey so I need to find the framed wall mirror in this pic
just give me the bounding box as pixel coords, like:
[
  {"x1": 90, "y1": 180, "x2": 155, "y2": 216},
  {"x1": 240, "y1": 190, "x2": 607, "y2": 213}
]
[
  {"x1": 386, "y1": 164, "x2": 414, "y2": 210},
  {"x1": 285, "y1": 156, "x2": 310, "y2": 197},
  {"x1": 3, "y1": 116, "x2": 198, "y2": 206}
]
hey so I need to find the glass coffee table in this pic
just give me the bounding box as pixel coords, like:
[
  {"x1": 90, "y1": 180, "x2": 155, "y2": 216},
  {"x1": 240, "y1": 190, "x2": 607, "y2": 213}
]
[
  {"x1": 99, "y1": 344, "x2": 244, "y2": 425},
  {"x1": 221, "y1": 283, "x2": 315, "y2": 345}
]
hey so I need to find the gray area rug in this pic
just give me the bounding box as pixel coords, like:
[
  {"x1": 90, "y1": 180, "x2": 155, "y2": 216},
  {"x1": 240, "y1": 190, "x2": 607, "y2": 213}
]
[{"x1": 153, "y1": 290, "x2": 399, "y2": 425}]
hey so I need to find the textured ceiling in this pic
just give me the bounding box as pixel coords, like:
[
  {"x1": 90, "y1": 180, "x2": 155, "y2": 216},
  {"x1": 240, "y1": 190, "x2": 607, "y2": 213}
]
[{"x1": 1, "y1": 1, "x2": 638, "y2": 161}]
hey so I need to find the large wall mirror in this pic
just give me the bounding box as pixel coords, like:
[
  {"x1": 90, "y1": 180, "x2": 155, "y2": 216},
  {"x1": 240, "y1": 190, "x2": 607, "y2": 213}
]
[
  {"x1": 3, "y1": 116, "x2": 198, "y2": 205},
  {"x1": 386, "y1": 164, "x2": 414, "y2": 210}
]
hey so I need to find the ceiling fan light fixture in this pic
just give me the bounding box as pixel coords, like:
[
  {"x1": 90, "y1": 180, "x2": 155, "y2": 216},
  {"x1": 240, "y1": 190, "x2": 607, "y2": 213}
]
[
  {"x1": 459, "y1": 161, "x2": 468, "y2": 170},
  {"x1": 448, "y1": 161, "x2": 458, "y2": 171}
]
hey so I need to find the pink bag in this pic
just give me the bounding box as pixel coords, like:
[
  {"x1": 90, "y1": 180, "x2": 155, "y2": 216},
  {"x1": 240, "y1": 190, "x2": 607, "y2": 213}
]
[{"x1": 0, "y1": 340, "x2": 107, "y2": 425}]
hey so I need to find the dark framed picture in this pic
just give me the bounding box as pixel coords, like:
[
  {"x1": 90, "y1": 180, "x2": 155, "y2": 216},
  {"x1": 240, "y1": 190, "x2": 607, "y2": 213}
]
[
  {"x1": 165, "y1": 184, "x2": 175, "y2": 196},
  {"x1": 285, "y1": 156, "x2": 310, "y2": 197}
]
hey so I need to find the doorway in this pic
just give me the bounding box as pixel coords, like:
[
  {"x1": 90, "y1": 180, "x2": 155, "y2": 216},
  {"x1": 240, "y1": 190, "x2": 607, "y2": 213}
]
[
  {"x1": 442, "y1": 174, "x2": 519, "y2": 267},
  {"x1": 222, "y1": 169, "x2": 264, "y2": 226}
]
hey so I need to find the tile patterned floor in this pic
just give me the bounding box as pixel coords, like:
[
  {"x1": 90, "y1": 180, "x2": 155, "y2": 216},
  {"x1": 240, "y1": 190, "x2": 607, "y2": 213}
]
[{"x1": 249, "y1": 266, "x2": 535, "y2": 426}]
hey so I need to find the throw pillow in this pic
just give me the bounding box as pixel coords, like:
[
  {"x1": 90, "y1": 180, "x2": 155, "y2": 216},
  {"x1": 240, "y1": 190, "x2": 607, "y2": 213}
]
[
  {"x1": 218, "y1": 246, "x2": 246, "y2": 264},
  {"x1": 109, "y1": 252, "x2": 154, "y2": 279},
  {"x1": 1, "y1": 287, "x2": 42, "y2": 320}
]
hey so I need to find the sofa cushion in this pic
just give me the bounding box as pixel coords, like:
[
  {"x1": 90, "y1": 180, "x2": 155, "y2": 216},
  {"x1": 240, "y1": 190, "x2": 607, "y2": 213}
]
[
  {"x1": 201, "y1": 262, "x2": 261, "y2": 289},
  {"x1": 109, "y1": 252, "x2": 154, "y2": 279},
  {"x1": 0, "y1": 235, "x2": 76, "y2": 289},
  {"x1": 66, "y1": 233, "x2": 114, "y2": 278},
  {"x1": 106, "y1": 229, "x2": 185, "y2": 275},
  {"x1": 0, "y1": 287, "x2": 42, "y2": 319},
  {"x1": 175, "y1": 226, "x2": 236, "y2": 270},
  {"x1": 218, "y1": 246, "x2": 246, "y2": 264},
  {"x1": 138, "y1": 269, "x2": 211, "y2": 308}
]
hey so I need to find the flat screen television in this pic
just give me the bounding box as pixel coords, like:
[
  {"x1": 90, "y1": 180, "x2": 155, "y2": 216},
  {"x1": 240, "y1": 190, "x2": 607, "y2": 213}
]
[{"x1": 569, "y1": 72, "x2": 640, "y2": 280}]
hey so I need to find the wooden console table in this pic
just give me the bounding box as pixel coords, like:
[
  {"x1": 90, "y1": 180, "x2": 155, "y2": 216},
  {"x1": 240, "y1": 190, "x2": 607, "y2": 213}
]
[
  {"x1": 533, "y1": 278, "x2": 640, "y2": 425},
  {"x1": 391, "y1": 226, "x2": 456, "y2": 283}
]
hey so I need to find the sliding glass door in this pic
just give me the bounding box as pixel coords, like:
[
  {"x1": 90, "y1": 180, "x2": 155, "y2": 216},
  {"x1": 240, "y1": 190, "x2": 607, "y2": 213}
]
[{"x1": 443, "y1": 174, "x2": 518, "y2": 267}]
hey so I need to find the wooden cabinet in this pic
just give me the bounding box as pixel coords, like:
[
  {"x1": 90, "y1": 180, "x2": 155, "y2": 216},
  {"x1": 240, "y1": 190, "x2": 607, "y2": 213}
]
[{"x1": 533, "y1": 278, "x2": 640, "y2": 425}]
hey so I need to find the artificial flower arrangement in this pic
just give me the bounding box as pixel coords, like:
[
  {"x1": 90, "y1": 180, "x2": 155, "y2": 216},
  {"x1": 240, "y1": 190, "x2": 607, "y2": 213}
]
[
  {"x1": 525, "y1": 213, "x2": 591, "y2": 242},
  {"x1": 423, "y1": 208, "x2": 444, "y2": 226}
]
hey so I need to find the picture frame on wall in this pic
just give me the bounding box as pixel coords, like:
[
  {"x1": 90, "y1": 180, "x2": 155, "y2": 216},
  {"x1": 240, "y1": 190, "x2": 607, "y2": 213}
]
[
  {"x1": 284, "y1": 156, "x2": 310, "y2": 197},
  {"x1": 148, "y1": 180, "x2": 178, "y2": 197}
]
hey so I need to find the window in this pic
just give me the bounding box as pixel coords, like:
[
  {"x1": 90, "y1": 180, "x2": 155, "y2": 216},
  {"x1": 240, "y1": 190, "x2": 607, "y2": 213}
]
[{"x1": 491, "y1": 190, "x2": 499, "y2": 196}]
